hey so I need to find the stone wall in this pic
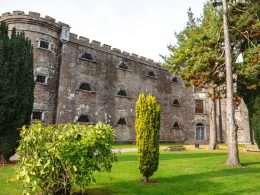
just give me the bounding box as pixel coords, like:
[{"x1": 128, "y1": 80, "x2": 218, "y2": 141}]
[{"x1": 0, "y1": 11, "x2": 252, "y2": 143}]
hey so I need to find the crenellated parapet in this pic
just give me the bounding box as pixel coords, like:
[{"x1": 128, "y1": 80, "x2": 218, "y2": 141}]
[
  {"x1": 69, "y1": 33, "x2": 161, "y2": 68},
  {"x1": 0, "y1": 11, "x2": 69, "y2": 32},
  {"x1": 0, "y1": 11, "x2": 161, "y2": 68}
]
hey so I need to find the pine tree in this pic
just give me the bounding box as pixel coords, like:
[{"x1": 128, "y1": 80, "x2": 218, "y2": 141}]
[
  {"x1": 0, "y1": 22, "x2": 34, "y2": 164},
  {"x1": 164, "y1": 0, "x2": 259, "y2": 165},
  {"x1": 135, "y1": 93, "x2": 160, "y2": 183}
]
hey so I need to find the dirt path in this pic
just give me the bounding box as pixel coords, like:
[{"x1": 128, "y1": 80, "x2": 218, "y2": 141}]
[{"x1": 9, "y1": 148, "x2": 138, "y2": 161}]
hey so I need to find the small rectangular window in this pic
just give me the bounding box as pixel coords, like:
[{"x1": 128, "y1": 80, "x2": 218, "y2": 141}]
[
  {"x1": 39, "y1": 40, "x2": 50, "y2": 49},
  {"x1": 195, "y1": 100, "x2": 204, "y2": 114},
  {"x1": 32, "y1": 111, "x2": 44, "y2": 120},
  {"x1": 35, "y1": 73, "x2": 48, "y2": 84},
  {"x1": 36, "y1": 75, "x2": 47, "y2": 84}
]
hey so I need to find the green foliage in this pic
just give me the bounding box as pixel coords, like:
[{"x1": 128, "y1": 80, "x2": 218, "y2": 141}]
[
  {"x1": 17, "y1": 122, "x2": 117, "y2": 194},
  {"x1": 164, "y1": 1, "x2": 259, "y2": 91},
  {"x1": 164, "y1": 1, "x2": 260, "y2": 146},
  {"x1": 0, "y1": 22, "x2": 34, "y2": 162},
  {"x1": 163, "y1": 3, "x2": 224, "y2": 88},
  {"x1": 251, "y1": 95, "x2": 260, "y2": 148},
  {"x1": 135, "y1": 93, "x2": 160, "y2": 181}
]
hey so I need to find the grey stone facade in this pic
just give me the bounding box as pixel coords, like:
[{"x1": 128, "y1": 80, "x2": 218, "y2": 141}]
[{"x1": 0, "y1": 11, "x2": 251, "y2": 143}]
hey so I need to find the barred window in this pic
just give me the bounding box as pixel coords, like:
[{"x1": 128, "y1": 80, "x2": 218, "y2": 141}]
[
  {"x1": 32, "y1": 110, "x2": 44, "y2": 120},
  {"x1": 39, "y1": 40, "x2": 49, "y2": 49},
  {"x1": 36, "y1": 74, "x2": 47, "y2": 84}
]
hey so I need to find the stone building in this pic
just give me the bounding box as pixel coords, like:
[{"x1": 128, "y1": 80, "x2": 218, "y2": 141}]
[{"x1": 0, "y1": 11, "x2": 251, "y2": 143}]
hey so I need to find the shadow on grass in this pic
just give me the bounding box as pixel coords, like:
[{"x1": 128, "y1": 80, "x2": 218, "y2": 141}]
[
  {"x1": 241, "y1": 161, "x2": 260, "y2": 166},
  {"x1": 81, "y1": 167, "x2": 260, "y2": 195},
  {"x1": 118, "y1": 152, "x2": 226, "y2": 162}
]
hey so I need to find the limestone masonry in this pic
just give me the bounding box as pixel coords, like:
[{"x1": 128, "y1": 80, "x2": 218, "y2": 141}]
[{"x1": 0, "y1": 11, "x2": 251, "y2": 143}]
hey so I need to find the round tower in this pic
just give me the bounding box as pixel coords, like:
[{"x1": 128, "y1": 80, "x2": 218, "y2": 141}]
[{"x1": 0, "y1": 11, "x2": 70, "y2": 124}]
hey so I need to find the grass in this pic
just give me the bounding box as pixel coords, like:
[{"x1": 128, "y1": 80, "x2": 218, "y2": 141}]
[
  {"x1": 1, "y1": 148, "x2": 260, "y2": 195},
  {"x1": 112, "y1": 142, "x2": 185, "y2": 149}
]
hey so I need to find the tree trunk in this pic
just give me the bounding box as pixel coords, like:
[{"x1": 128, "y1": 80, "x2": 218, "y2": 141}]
[
  {"x1": 144, "y1": 176, "x2": 149, "y2": 183},
  {"x1": 208, "y1": 87, "x2": 219, "y2": 150},
  {"x1": 0, "y1": 154, "x2": 9, "y2": 164},
  {"x1": 218, "y1": 98, "x2": 223, "y2": 143},
  {"x1": 222, "y1": 0, "x2": 240, "y2": 166}
]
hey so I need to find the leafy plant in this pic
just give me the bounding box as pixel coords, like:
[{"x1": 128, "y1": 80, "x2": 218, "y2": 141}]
[
  {"x1": 135, "y1": 93, "x2": 160, "y2": 182},
  {"x1": 17, "y1": 122, "x2": 117, "y2": 194}
]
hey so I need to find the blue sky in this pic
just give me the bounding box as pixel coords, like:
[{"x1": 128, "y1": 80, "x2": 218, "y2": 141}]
[{"x1": 0, "y1": 0, "x2": 206, "y2": 62}]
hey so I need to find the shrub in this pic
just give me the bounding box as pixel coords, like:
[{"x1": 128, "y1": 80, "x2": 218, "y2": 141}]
[
  {"x1": 17, "y1": 122, "x2": 117, "y2": 194},
  {"x1": 135, "y1": 93, "x2": 160, "y2": 182}
]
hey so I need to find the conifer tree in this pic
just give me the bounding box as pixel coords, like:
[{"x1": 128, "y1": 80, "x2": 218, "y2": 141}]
[
  {"x1": 0, "y1": 22, "x2": 34, "y2": 163},
  {"x1": 164, "y1": 0, "x2": 259, "y2": 165},
  {"x1": 135, "y1": 93, "x2": 160, "y2": 183}
]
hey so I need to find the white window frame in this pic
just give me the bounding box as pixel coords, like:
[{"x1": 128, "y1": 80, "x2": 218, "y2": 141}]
[
  {"x1": 37, "y1": 39, "x2": 52, "y2": 51},
  {"x1": 34, "y1": 72, "x2": 49, "y2": 85},
  {"x1": 195, "y1": 124, "x2": 206, "y2": 140},
  {"x1": 31, "y1": 110, "x2": 45, "y2": 121}
]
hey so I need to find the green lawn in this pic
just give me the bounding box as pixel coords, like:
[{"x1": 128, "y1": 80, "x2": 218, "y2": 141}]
[{"x1": 1, "y1": 149, "x2": 260, "y2": 195}]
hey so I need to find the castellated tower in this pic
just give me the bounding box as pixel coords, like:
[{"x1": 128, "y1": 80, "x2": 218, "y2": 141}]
[
  {"x1": 0, "y1": 11, "x2": 251, "y2": 143},
  {"x1": 0, "y1": 11, "x2": 66, "y2": 124}
]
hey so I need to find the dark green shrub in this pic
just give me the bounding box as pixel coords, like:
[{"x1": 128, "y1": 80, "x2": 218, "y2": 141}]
[{"x1": 0, "y1": 22, "x2": 34, "y2": 163}]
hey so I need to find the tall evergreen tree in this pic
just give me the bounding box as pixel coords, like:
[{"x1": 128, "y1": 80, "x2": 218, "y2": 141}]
[
  {"x1": 135, "y1": 93, "x2": 160, "y2": 183},
  {"x1": 163, "y1": 4, "x2": 224, "y2": 150},
  {"x1": 164, "y1": 0, "x2": 259, "y2": 164},
  {"x1": 0, "y1": 22, "x2": 34, "y2": 164}
]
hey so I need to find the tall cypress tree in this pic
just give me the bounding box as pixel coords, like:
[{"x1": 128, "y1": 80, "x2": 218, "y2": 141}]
[
  {"x1": 136, "y1": 93, "x2": 160, "y2": 183},
  {"x1": 0, "y1": 22, "x2": 34, "y2": 163}
]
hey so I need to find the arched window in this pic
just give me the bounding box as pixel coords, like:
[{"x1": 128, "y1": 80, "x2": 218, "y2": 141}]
[
  {"x1": 171, "y1": 77, "x2": 178, "y2": 83},
  {"x1": 117, "y1": 89, "x2": 127, "y2": 97},
  {"x1": 195, "y1": 123, "x2": 206, "y2": 140},
  {"x1": 77, "y1": 114, "x2": 90, "y2": 123},
  {"x1": 173, "y1": 122, "x2": 180, "y2": 129},
  {"x1": 147, "y1": 71, "x2": 155, "y2": 77},
  {"x1": 79, "y1": 83, "x2": 92, "y2": 91},
  {"x1": 118, "y1": 62, "x2": 128, "y2": 70},
  {"x1": 80, "y1": 52, "x2": 93, "y2": 61},
  {"x1": 117, "y1": 117, "x2": 127, "y2": 125},
  {"x1": 172, "y1": 99, "x2": 180, "y2": 106}
]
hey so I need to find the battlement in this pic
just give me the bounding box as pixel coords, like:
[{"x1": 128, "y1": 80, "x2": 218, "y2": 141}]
[
  {"x1": 0, "y1": 10, "x2": 70, "y2": 29},
  {"x1": 69, "y1": 33, "x2": 161, "y2": 68},
  {"x1": 0, "y1": 11, "x2": 161, "y2": 68}
]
